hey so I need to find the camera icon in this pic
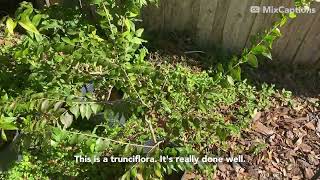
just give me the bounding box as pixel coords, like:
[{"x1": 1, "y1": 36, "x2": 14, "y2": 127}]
[{"x1": 250, "y1": 6, "x2": 261, "y2": 13}]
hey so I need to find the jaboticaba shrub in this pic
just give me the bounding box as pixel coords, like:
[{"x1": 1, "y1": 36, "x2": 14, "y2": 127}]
[{"x1": 0, "y1": 0, "x2": 305, "y2": 179}]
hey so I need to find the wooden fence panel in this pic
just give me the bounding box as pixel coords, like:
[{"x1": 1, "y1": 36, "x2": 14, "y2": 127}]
[{"x1": 143, "y1": 0, "x2": 320, "y2": 67}]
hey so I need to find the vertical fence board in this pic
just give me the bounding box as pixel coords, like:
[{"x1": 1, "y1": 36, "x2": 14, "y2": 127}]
[
  {"x1": 190, "y1": 0, "x2": 201, "y2": 34},
  {"x1": 270, "y1": 0, "x2": 295, "y2": 61},
  {"x1": 174, "y1": 0, "x2": 194, "y2": 31},
  {"x1": 209, "y1": 0, "x2": 232, "y2": 45},
  {"x1": 163, "y1": 0, "x2": 175, "y2": 32},
  {"x1": 168, "y1": 0, "x2": 179, "y2": 31},
  {"x1": 246, "y1": 0, "x2": 283, "y2": 48},
  {"x1": 293, "y1": 9, "x2": 320, "y2": 65},
  {"x1": 222, "y1": 0, "x2": 260, "y2": 53},
  {"x1": 196, "y1": 0, "x2": 218, "y2": 46},
  {"x1": 274, "y1": 12, "x2": 318, "y2": 63}
]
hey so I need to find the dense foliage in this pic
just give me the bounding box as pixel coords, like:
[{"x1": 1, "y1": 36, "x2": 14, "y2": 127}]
[{"x1": 0, "y1": 0, "x2": 307, "y2": 179}]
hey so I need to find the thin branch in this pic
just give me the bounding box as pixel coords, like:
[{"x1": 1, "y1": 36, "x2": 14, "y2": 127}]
[
  {"x1": 106, "y1": 85, "x2": 114, "y2": 101},
  {"x1": 127, "y1": 140, "x2": 164, "y2": 173},
  {"x1": 145, "y1": 118, "x2": 157, "y2": 143},
  {"x1": 45, "y1": 0, "x2": 51, "y2": 7},
  {"x1": 78, "y1": 0, "x2": 83, "y2": 8},
  {"x1": 121, "y1": 67, "x2": 149, "y2": 108},
  {"x1": 223, "y1": 16, "x2": 284, "y2": 76},
  {"x1": 66, "y1": 130, "x2": 155, "y2": 148},
  {"x1": 184, "y1": 51, "x2": 205, "y2": 54},
  {"x1": 102, "y1": 3, "x2": 115, "y2": 37}
]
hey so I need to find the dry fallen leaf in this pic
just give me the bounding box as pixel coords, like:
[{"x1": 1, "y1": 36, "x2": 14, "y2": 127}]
[
  {"x1": 181, "y1": 172, "x2": 196, "y2": 180},
  {"x1": 253, "y1": 122, "x2": 274, "y2": 136},
  {"x1": 304, "y1": 168, "x2": 314, "y2": 179},
  {"x1": 217, "y1": 162, "x2": 227, "y2": 172},
  {"x1": 305, "y1": 122, "x2": 316, "y2": 130},
  {"x1": 286, "y1": 131, "x2": 295, "y2": 139},
  {"x1": 294, "y1": 137, "x2": 303, "y2": 146},
  {"x1": 252, "y1": 111, "x2": 262, "y2": 122},
  {"x1": 299, "y1": 143, "x2": 312, "y2": 153}
]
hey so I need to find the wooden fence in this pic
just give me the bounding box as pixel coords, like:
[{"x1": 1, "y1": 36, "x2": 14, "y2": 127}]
[{"x1": 142, "y1": 0, "x2": 320, "y2": 67}]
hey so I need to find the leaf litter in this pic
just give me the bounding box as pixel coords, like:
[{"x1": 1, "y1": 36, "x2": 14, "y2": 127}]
[{"x1": 213, "y1": 95, "x2": 320, "y2": 180}]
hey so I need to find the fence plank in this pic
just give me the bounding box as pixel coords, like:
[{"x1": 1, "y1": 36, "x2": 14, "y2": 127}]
[
  {"x1": 293, "y1": 8, "x2": 320, "y2": 65},
  {"x1": 210, "y1": 0, "x2": 232, "y2": 45},
  {"x1": 222, "y1": 0, "x2": 261, "y2": 53},
  {"x1": 245, "y1": 0, "x2": 283, "y2": 48},
  {"x1": 196, "y1": 0, "x2": 218, "y2": 46},
  {"x1": 275, "y1": 12, "x2": 318, "y2": 64},
  {"x1": 174, "y1": 0, "x2": 194, "y2": 32}
]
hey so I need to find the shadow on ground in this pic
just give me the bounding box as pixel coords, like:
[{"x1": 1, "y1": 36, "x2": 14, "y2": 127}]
[
  {"x1": 145, "y1": 31, "x2": 320, "y2": 99},
  {"x1": 243, "y1": 61, "x2": 320, "y2": 98}
]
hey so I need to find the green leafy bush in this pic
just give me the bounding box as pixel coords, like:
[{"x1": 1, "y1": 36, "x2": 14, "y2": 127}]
[{"x1": 0, "y1": 0, "x2": 302, "y2": 179}]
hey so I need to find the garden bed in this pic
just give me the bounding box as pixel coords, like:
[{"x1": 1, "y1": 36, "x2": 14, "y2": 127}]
[{"x1": 0, "y1": 1, "x2": 319, "y2": 179}]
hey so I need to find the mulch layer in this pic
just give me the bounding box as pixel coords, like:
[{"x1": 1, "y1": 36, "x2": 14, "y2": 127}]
[{"x1": 213, "y1": 96, "x2": 320, "y2": 180}]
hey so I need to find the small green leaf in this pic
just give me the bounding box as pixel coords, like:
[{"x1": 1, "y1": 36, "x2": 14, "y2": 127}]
[
  {"x1": 1, "y1": 94, "x2": 9, "y2": 101},
  {"x1": 131, "y1": 37, "x2": 144, "y2": 44},
  {"x1": 41, "y1": 99, "x2": 50, "y2": 112},
  {"x1": 85, "y1": 104, "x2": 92, "y2": 120},
  {"x1": 32, "y1": 14, "x2": 42, "y2": 27},
  {"x1": 279, "y1": 16, "x2": 287, "y2": 27},
  {"x1": 227, "y1": 75, "x2": 234, "y2": 86},
  {"x1": 90, "y1": 104, "x2": 100, "y2": 114},
  {"x1": 80, "y1": 104, "x2": 86, "y2": 119},
  {"x1": 289, "y1": 12, "x2": 297, "y2": 19},
  {"x1": 230, "y1": 66, "x2": 241, "y2": 81},
  {"x1": 90, "y1": 143, "x2": 95, "y2": 153},
  {"x1": 264, "y1": 35, "x2": 276, "y2": 48},
  {"x1": 217, "y1": 63, "x2": 224, "y2": 73},
  {"x1": 131, "y1": 167, "x2": 138, "y2": 177},
  {"x1": 135, "y1": 28, "x2": 144, "y2": 37},
  {"x1": 18, "y1": 17, "x2": 40, "y2": 35},
  {"x1": 69, "y1": 134, "x2": 78, "y2": 145},
  {"x1": 60, "y1": 112, "x2": 73, "y2": 129},
  {"x1": 53, "y1": 101, "x2": 64, "y2": 111},
  {"x1": 252, "y1": 45, "x2": 268, "y2": 55},
  {"x1": 247, "y1": 54, "x2": 258, "y2": 68},
  {"x1": 70, "y1": 105, "x2": 80, "y2": 119},
  {"x1": 6, "y1": 17, "x2": 17, "y2": 34},
  {"x1": 1, "y1": 129, "x2": 7, "y2": 141},
  {"x1": 262, "y1": 51, "x2": 272, "y2": 60},
  {"x1": 272, "y1": 28, "x2": 281, "y2": 37},
  {"x1": 95, "y1": 138, "x2": 109, "y2": 152},
  {"x1": 0, "y1": 122, "x2": 17, "y2": 130},
  {"x1": 154, "y1": 167, "x2": 162, "y2": 178},
  {"x1": 61, "y1": 37, "x2": 75, "y2": 45}
]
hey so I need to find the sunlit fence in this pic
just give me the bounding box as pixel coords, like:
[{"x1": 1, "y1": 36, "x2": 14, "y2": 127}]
[{"x1": 143, "y1": 0, "x2": 320, "y2": 67}]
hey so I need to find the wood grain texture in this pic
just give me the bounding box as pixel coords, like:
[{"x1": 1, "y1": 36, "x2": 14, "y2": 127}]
[
  {"x1": 292, "y1": 5, "x2": 320, "y2": 65},
  {"x1": 208, "y1": 0, "x2": 231, "y2": 46},
  {"x1": 223, "y1": 0, "x2": 267, "y2": 53},
  {"x1": 196, "y1": 0, "x2": 218, "y2": 46},
  {"x1": 141, "y1": 0, "x2": 320, "y2": 66}
]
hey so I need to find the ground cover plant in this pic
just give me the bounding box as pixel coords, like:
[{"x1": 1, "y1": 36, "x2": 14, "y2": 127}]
[{"x1": 0, "y1": 0, "x2": 319, "y2": 179}]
